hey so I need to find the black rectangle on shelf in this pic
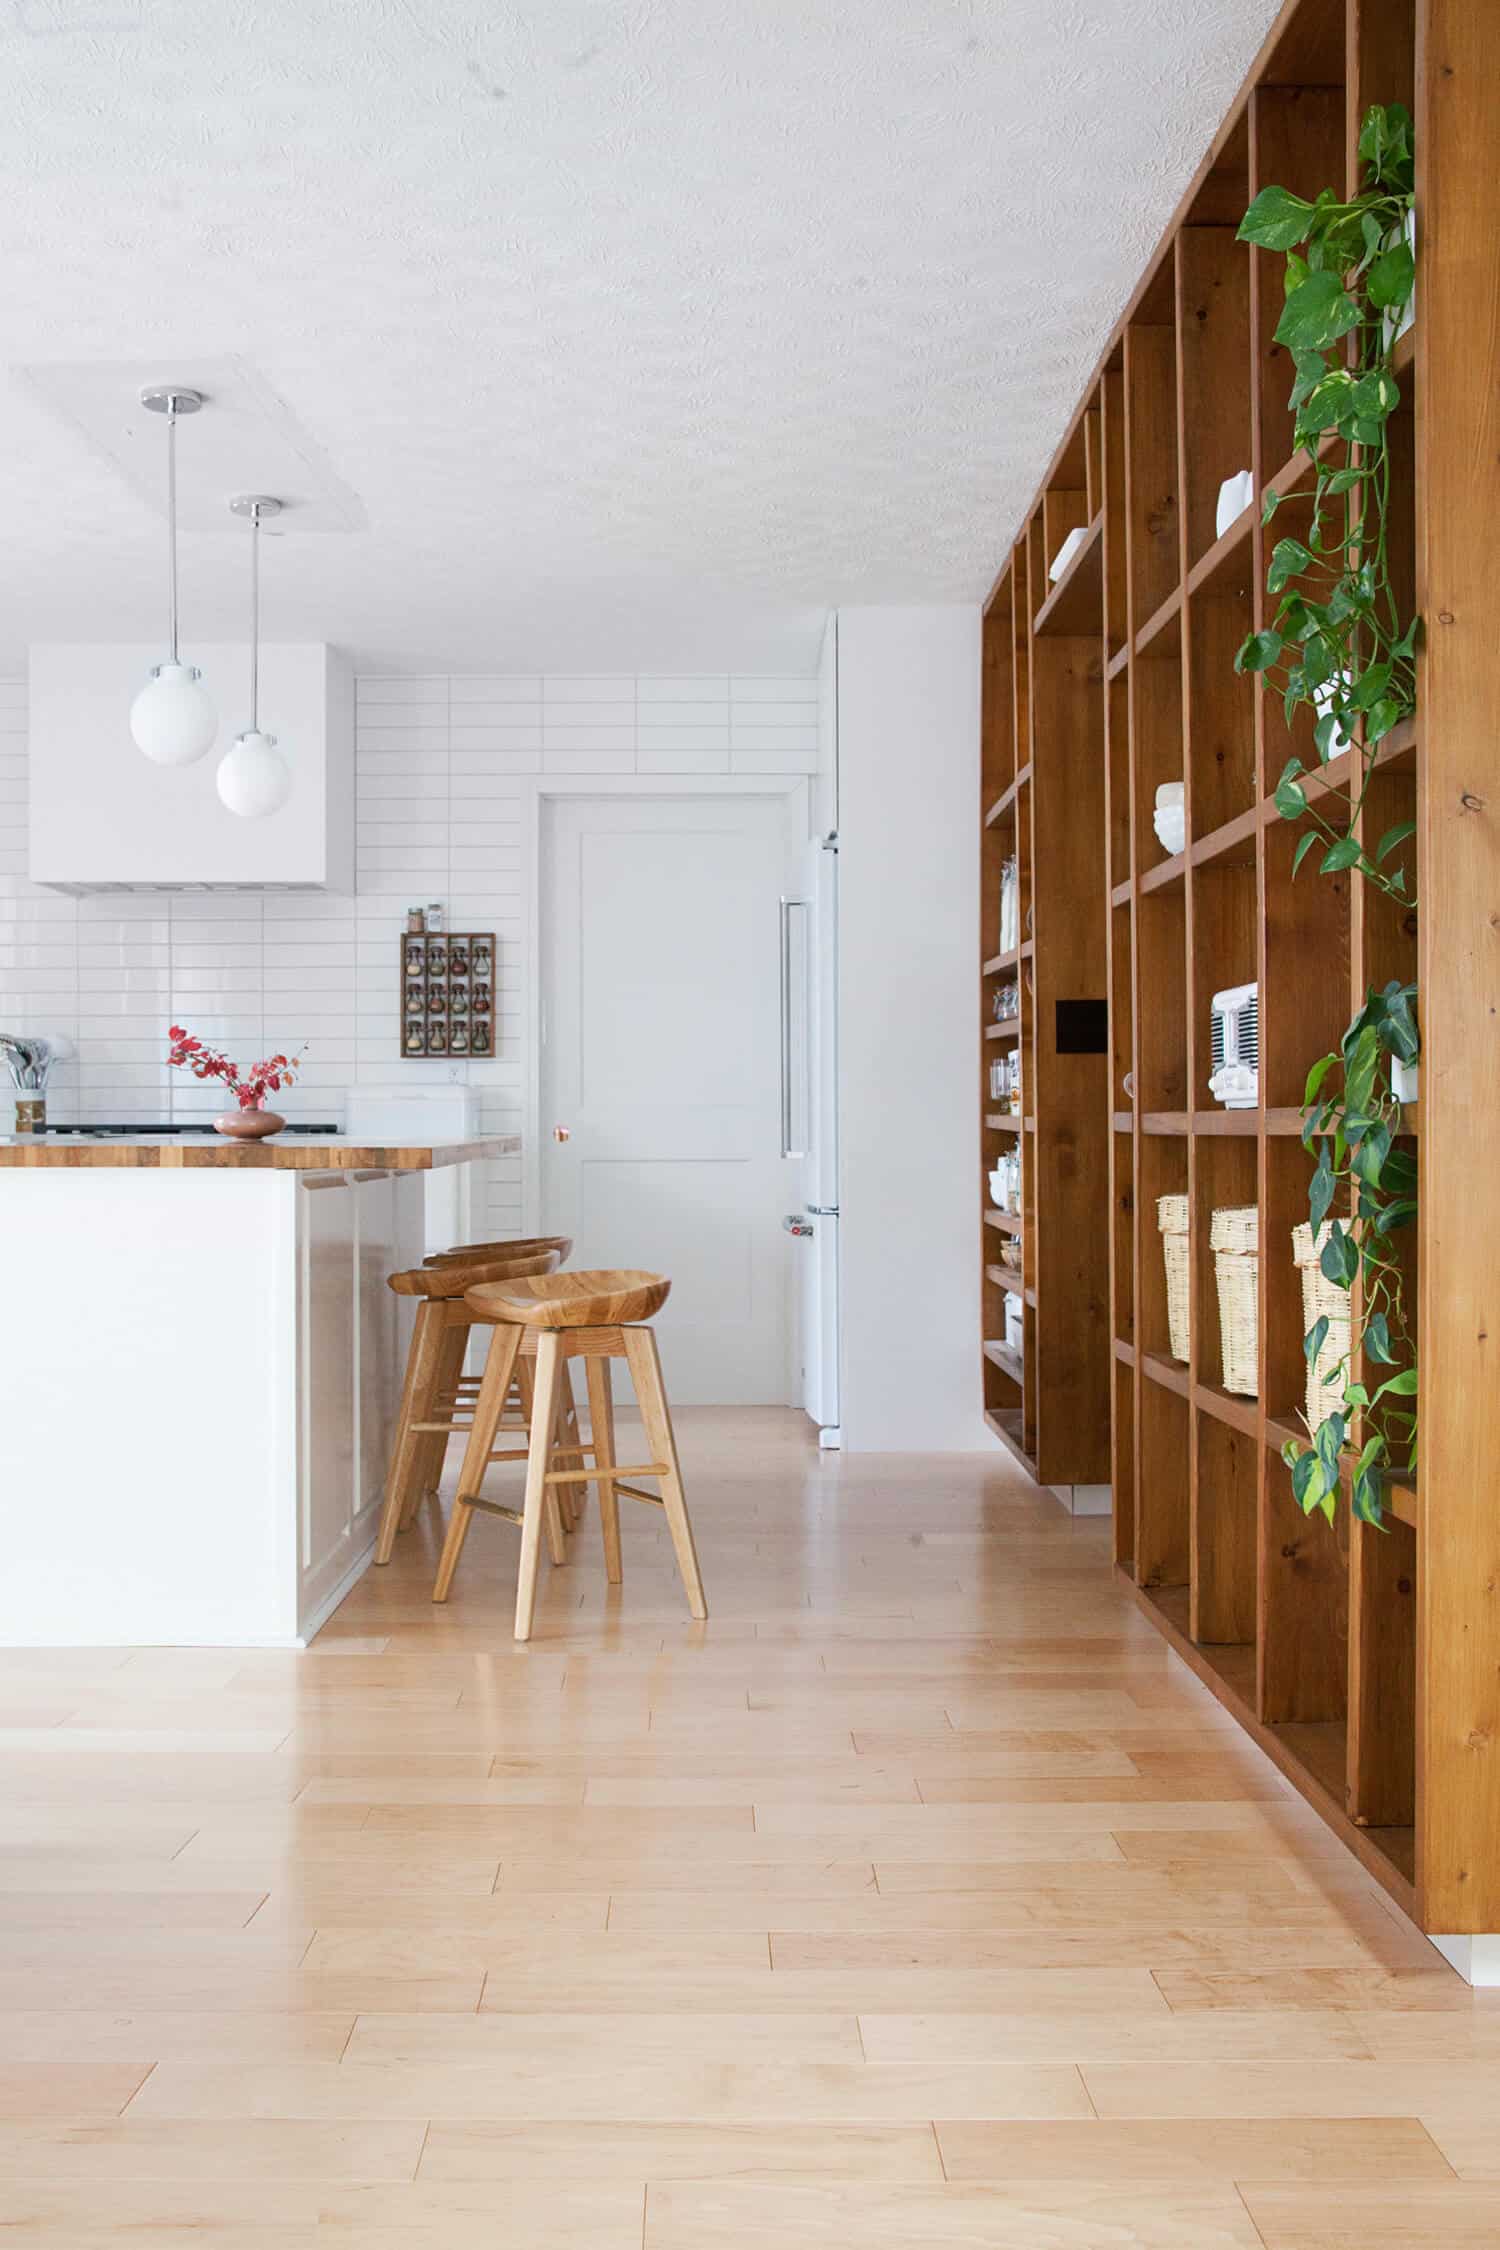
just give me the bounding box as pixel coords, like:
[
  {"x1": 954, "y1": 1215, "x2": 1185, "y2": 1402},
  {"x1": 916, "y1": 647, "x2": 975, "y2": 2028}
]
[{"x1": 1054, "y1": 998, "x2": 1108, "y2": 1054}]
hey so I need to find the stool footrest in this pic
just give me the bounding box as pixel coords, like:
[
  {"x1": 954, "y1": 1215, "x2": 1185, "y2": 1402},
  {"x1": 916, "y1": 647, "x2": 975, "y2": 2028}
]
[
  {"x1": 458, "y1": 1494, "x2": 525, "y2": 1526},
  {"x1": 615, "y1": 1482, "x2": 666, "y2": 1507},
  {"x1": 543, "y1": 1462, "x2": 665, "y2": 1486}
]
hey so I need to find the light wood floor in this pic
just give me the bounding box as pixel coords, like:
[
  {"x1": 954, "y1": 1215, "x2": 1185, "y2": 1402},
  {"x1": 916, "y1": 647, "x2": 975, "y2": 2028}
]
[{"x1": 3, "y1": 1408, "x2": 1497, "y2": 2246}]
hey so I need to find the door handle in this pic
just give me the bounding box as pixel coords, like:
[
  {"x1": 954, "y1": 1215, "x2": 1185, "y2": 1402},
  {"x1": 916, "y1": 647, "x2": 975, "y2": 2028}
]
[
  {"x1": 552, "y1": 1125, "x2": 571, "y2": 1142},
  {"x1": 779, "y1": 896, "x2": 808, "y2": 1160}
]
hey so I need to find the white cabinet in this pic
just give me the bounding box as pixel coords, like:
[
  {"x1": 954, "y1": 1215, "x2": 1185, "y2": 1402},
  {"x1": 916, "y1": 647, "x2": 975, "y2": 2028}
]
[{"x1": 27, "y1": 642, "x2": 353, "y2": 891}]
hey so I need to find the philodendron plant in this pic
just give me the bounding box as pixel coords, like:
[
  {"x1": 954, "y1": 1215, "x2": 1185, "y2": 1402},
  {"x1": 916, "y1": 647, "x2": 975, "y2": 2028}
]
[
  {"x1": 1235, "y1": 103, "x2": 1419, "y2": 908},
  {"x1": 1234, "y1": 106, "x2": 1421, "y2": 1530}
]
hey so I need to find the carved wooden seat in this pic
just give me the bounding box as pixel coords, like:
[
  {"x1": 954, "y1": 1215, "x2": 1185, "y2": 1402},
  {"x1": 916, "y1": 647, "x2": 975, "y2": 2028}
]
[{"x1": 465, "y1": 1268, "x2": 671, "y2": 1329}]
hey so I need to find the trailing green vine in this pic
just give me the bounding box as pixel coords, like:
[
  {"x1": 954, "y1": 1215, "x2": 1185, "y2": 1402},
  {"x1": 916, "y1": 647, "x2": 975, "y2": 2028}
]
[
  {"x1": 1283, "y1": 982, "x2": 1419, "y2": 1529},
  {"x1": 1233, "y1": 106, "x2": 1421, "y2": 1531},
  {"x1": 1235, "y1": 103, "x2": 1419, "y2": 907}
]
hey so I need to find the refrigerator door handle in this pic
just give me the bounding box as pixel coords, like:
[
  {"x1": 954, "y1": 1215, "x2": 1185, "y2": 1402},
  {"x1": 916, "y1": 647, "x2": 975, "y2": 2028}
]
[{"x1": 778, "y1": 895, "x2": 808, "y2": 1160}]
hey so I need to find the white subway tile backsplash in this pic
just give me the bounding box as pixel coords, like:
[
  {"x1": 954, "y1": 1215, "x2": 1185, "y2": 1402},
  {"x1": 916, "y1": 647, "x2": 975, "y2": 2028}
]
[{"x1": 0, "y1": 668, "x2": 816, "y2": 1233}]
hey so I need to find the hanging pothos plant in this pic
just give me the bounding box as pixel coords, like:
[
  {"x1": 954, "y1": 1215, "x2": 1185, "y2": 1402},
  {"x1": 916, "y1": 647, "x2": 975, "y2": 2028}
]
[
  {"x1": 1286, "y1": 981, "x2": 1419, "y2": 1527},
  {"x1": 1234, "y1": 105, "x2": 1420, "y2": 1530},
  {"x1": 1235, "y1": 102, "x2": 1418, "y2": 904}
]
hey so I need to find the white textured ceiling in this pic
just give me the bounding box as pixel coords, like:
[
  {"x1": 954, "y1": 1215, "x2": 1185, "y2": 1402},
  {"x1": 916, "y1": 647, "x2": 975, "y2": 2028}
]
[{"x1": 3, "y1": 0, "x2": 1281, "y2": 674}]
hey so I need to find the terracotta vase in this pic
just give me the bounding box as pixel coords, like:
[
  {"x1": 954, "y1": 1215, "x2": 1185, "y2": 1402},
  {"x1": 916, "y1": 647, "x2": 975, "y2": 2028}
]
[{"x1": 214, "y1": 1107, "x2": 286, "y2": 1140}]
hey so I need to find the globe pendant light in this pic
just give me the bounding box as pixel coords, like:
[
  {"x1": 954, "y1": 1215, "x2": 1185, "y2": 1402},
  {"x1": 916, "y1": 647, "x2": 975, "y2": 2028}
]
[
  {"x1": 216, "y1": 496, "x2": 293, "y2": 819},
  {"x1": 130, "y1": 386, "x2": 218, "y2": 766}
]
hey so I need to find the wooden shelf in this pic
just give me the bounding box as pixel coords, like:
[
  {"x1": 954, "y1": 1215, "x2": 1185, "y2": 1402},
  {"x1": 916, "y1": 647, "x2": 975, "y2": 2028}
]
[
  {"x1": 985, "y1": 1261, "x2": 1026, "y2": 1300},
  {"x1": 1032, "y1": 516, "x2": 1104, "y2": 637},
  {"x1": 984, "y1": 1405, "x2": 1037, "y2": 1473},
  {"x1": 983, "y1": 0, "x2": 1499, "y2": 1952},
  {"x1": 985, "y1": 1017, "x2": 1021, "y2": 1043},
  {"x1": 981, "y1": 488, "x2": 1111, "y2": 1492},
  {"x1": 984, "y1": 1338, "x2": 1025, "y2": 1384},
  {"x1": 1134, "y1": 583, "x2": 1181, "y2": 659},
  {"x1": 983, "y1": 763, "x2": 1031, "y2": 827}
]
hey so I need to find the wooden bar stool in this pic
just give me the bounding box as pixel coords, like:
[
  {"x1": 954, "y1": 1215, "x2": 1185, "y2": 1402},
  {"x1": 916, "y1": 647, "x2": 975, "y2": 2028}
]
[
  {"x1": 375, "y1": 1245, "x2": 565, "y2": 1567},
  {"x1": 431, "y1": 1269, "x2": 707, "y2": 1642},
  {"x1": 420, "y1": 1237, "x2": 584, "y2": 1520}
]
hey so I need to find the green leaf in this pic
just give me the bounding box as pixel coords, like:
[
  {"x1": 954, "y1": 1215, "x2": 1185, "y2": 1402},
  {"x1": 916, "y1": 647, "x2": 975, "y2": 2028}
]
[
  {"x1": 1262, "y1": 488, "x2": 1283, "y2": 526},
  {"x1": 1350, "y1": 367, "x2": 1401, "y2": 421},
  {"x1": 1372, "y1": 1367, "x2": 1420, "y2": 1402},
  {"x1": 1322, "y1": 465, "x2": 1367, "y2": 496},
  {"x1": 1352, "y1": 1459, "x2": 1387, "y2": 1529},
  {"x1": 1291, "y1": 830, "x2": 1320, "y2": 875},
  {"x1": 1303, "y1": 1051, "x2": 1337, "y2": 1109},
  {"x1": 1364, "y1": 1311, "x2": 1395, "y2": 1364},
  {"x1": 1378, "y1": 984, "x2": 1420, "y2": 1065},
  {"x1": 1308, "y1": 1142, "x2": 1337, "y2": 1234},
  {"x1": 1350, "y1": 663, "x2": 1392, "y2": 711},
  {"x1": 1321, "y1": 836, "x2": 1362, "y2": 873},
  {"x1": 1366, "y1": 697, "x2": 1402, "y2": 743},
  {"x1": 1290, "y1": 1447, "x2": 1326, "y2": 1516},
  {"x1": 1321, "y1": 1223, "x2": 1359, "y2": 1288},
  {"x1": 1238, "y1": 184, "x2": 1316, "y2": 250},
  {"x1": 1288, "y1": 345, "x2": 1327, "y2": 411},
  {"x1": 1267, "y1": 537, "x2": 1314, "y2": 593},
  {"x1": 1275, "y1": 762, "x2": 1308, "y2": 820},
  {"x1": 1236, "y1": 630, "x2": 1283, "y2": 675},
  {"x1": 1276, "y1": 270, "x2": 1361, "y2": 352},
  {"x1": 1352, "y1": 1118, "x2": 1392, "y2": 1187},
  {"x1": 1301, "y1": 368, "x2": 1357, "y2": 433},
  {"x1": 1367, "y1": 240, "x2": 1415, "y2": 310},
  {"x1": 1303, "y1": 1314, "x2": 1331, "y2": 1369},
  {"x1": 1312, "y1": 712, "x2": 1342, "y2": 763},
  {"x1": 1376, "y1": 819, "x2": 1415, "y2": 862}
]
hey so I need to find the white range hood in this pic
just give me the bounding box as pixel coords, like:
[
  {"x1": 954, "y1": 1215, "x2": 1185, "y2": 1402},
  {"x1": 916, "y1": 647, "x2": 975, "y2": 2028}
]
[{"x1": 27, "y1": 642, "x2": 353, "y2": 892}]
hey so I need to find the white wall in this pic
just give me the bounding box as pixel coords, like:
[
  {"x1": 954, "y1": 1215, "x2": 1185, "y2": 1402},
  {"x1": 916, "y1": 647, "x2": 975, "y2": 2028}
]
[
  {"x1": 0, "y1": 671, "x2": 818, "y2": 1241},
  {"x1": 836, "y1": 605, "x2": 987, "y2": 1452}
]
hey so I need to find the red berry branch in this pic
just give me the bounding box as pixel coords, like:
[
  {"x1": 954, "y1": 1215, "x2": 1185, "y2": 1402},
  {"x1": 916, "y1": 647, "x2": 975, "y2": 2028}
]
[{"x1": 167, "y1": 1026, "x2": 306, "y2": 1112}]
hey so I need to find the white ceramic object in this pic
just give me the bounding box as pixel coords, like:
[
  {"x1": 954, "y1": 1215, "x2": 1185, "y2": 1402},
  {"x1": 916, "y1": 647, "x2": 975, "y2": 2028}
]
[
  {"x1": 1215, "y1": 469, "x2": 1255, "y2": 539},
  {"x1": 1392, "y1": 1055, "x2": 1419, "y2": 1104},
  {"x1": 1153, "y1": 780, "x2": 1185, "y2": 857},
  {"x1": 1048, "y1": 525, "x2": 1089, "y2": 583}
]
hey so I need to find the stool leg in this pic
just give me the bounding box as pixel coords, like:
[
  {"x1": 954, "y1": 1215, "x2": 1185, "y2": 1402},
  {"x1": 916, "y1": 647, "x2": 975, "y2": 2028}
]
[
  {"x1": 405, "y1": 1317, "x2": 469, "y2": 1526},
  {"x1": 554, "y1": 1365, "x2": 583, "y2": 1531},
  {"x1": 432, "y1": 1323, "x2": 521, "y2": 1603},
  {"x1": 515, "y1": 1329, "x2": 563, "y2": 1641},
  {"x1": 585, "y1": 1356, "x2": 623, "y2": 1585},
  {"x1": 516, "y1": 1354, "x2": 570, "y2": 1559},
  {"x1": 376, "y1": 1301, "x2": 444, "y2": 1565},
  {"x1": 622, "y1": 1325, "x2": 707, "y2": 1620}
]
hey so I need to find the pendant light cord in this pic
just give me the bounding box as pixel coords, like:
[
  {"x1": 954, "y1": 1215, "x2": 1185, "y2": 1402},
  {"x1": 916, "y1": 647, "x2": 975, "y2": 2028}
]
[
  {"x1": 248, "y1": 502, "x2": 260, "y2": 732},
  {"x1": 166, "y1": 402, "x2": 180, "y2": 665}
]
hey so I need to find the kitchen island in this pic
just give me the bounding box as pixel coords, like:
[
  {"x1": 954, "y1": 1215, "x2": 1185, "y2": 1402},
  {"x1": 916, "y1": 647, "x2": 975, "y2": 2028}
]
[{"x1": 0, "y1": 1134, "x2": 518, "y2": 1645}]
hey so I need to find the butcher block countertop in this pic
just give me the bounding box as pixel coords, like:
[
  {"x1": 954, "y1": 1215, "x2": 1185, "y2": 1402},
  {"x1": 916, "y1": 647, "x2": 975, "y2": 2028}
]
[{"x1": 0, "y1": 1133, "x2": 520, "y2": 1171}]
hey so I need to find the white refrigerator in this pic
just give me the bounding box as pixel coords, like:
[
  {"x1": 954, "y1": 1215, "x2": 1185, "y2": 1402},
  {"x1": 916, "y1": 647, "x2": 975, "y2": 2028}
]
[{"x1": 783, "y1": 833, "x2": 841, "y2": 1445}]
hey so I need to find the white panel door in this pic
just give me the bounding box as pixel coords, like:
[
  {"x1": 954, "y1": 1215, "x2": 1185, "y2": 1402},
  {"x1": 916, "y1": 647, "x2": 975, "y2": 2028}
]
[{"x1": 541, "y1": 795, "x2": 796, "y2": 1404}]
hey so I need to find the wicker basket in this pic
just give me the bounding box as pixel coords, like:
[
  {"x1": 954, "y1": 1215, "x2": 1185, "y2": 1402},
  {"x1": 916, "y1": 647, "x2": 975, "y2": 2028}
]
[
  {"x1": 1293, "y1": 1220, "x2": 1352, "y2": 1430},
  {"x1": 1210, "y1": 1205, "x2": 1259, "y2": 1397},
  {"x1": 1156, "y1": 1193, "x2": 1189, "y2": 1363}
]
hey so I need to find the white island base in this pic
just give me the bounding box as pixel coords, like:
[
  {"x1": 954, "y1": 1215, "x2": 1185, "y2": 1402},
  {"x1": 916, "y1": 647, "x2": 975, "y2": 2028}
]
[{"x1": 0, "y1": 1153, "x2": 491, "y2": 1646}]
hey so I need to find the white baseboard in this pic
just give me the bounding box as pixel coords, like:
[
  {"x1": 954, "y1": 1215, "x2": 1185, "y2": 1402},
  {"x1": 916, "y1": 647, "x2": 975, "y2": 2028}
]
[
  {"x1": 1432, "y1": 1933, "x2": 1500, "y2": 1987},
  {"x1": 297, "y1": 1538, "x2": 376, "y2": 1646},
  {"x1": 1047, "y1": 1482, "x2": 1112, "y2": 1518}
]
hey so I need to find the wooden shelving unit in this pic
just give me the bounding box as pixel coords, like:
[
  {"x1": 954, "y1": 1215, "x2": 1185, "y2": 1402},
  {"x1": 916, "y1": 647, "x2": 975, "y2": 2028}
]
[
  {"x1": 980, "y1": 437, "x2": 1111, "y2": 1489},
  {"x1": 980, "y1": 0, "x2": 1500, "y2": 1958}
]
